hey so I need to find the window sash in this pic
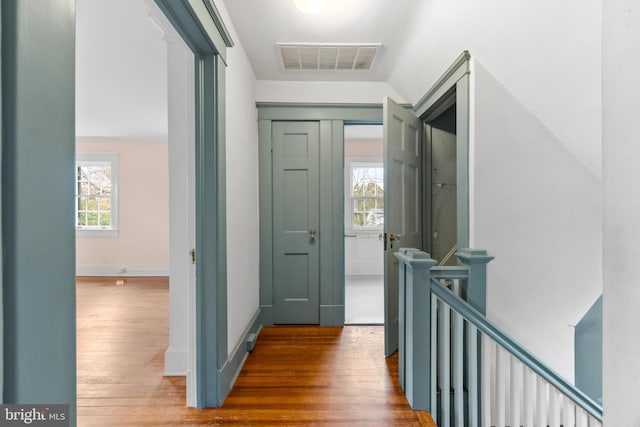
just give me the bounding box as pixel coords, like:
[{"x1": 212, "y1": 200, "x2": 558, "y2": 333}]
[
  {"x1": 345, "y1": 159, "x2": 384, "y2": 232},
  {"x1": 75, "y1": 153, "x2": 118, "y2": 236}
]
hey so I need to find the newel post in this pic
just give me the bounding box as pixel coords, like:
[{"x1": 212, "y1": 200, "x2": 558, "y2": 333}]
[
  {"x1": 395, "y1": 248, "x2": 437, "y2": 410},
  {"x1": 456, "y1": 248, "x2": 494, "y2": 315}
]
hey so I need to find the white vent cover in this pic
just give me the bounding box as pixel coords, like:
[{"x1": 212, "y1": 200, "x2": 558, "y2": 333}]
[{"x1": 277, "y1": 43, "x2": 381, "y2": 71}]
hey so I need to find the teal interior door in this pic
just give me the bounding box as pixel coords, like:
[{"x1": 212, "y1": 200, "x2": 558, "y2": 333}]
[
  {"x1": 383, "y1": 97, "x2": 423, "y2": 356},
  {"x1": 272, "y1": 121, "x2": 321, "y2": 324}
]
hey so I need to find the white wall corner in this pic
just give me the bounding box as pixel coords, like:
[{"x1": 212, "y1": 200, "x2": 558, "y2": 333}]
[{"x1": 164, "y1": 346, "x2": 189, "y2": 376}]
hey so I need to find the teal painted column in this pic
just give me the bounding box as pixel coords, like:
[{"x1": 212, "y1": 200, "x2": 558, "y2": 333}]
[
  {"x1": 0, "y1": 1, "x2": 4, "y2": 403},
  {"x1": 395, "y1": 249, "x2": 437, "y2": 410},
  {"x1": 456, "y1": 248, "x2": 494, "y2": 314},
  {"x1": 397, "y1": 250, "x2": 407, "y2": 391},
  {"x1": 2, "y1": 0, "x2": 76, "y2": 423},
  {"x1": 456, "y1": 248, "x2": 492, "y2": 425}
]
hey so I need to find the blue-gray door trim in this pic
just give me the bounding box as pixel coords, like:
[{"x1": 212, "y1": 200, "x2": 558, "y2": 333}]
[
  {"x1": 257, "y1": 104, "x2": 383, "y2": 327},
  {"x1": 153, "y1": 0, "x2": 233, "y2": 408},
  {"x1": 414, "y1": 51, "x2": 471, "y2": 251},
  {"x1": 1, "y1": 0, "x2": 76, "y2": 417}
]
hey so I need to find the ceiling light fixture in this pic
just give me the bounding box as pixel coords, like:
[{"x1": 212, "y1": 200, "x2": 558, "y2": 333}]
[{"x1": 294, "y1": 0, "x2": 327, "y2": 15}]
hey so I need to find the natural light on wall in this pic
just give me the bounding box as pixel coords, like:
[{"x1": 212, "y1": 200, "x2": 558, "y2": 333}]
[{"x1": 294, "y1": 0, "x2": 327, "y2": 14}]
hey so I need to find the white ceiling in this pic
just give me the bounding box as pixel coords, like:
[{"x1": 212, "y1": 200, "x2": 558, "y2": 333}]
[
  {"x1": 76, "y1": 0, "x2": 168, "y2": 140},
  {"x1": 221, "y1": 0, "x2": 421, "y2": 81},
  {"x1": 75, "y1": 0, "x2": 418, "y2": 140}
]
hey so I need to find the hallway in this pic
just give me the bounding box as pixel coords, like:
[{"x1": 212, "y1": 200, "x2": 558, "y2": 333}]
[{"x1": 76, "y1": 277, "x2": 435, "y2": 426}]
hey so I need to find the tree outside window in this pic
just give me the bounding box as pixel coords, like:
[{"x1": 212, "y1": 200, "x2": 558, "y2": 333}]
[
  {"x1": 76, "y1": 152, "x2": 118, "y2": 236},
  {"x1": 349, "y1": 162, "x2": 384, "y2": 230}
]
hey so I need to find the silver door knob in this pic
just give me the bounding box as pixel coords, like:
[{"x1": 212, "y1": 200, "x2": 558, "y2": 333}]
[{"x1": 309, "y1": 229, "x2": 316, "y2": 241}]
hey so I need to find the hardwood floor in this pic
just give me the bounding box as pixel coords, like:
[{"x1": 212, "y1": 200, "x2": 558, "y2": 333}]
[{"x1": 77, "y1": 277, "x2": 435, "y2": 426}]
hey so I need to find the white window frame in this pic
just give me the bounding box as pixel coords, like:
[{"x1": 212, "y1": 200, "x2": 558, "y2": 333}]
[
  {"x1": 75, "y1": 152, "x2": 119, "y2": 237},
  {"x1": 344, "y1": 158, "x2": 384, "y2": 234}
]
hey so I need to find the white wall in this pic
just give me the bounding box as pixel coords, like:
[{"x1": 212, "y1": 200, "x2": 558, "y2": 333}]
[
  {"x1": 76, "y1": 140, "x2": 170, "y2": 275},
  {"x1": 257, "y1": 80, "x2": 407, "y2": 104},
  {"x1": 473, "y1": 62, "x2": 602, "y2": 381},
  {"x1": 163, "y1": 24, "x2": 195, "y2": 376},
  {"x1": 602, "y1": 2, "x2": 640, "y2": 425},
  {"x1": 214, "y1": 0, "x2": 261, "y2": 357},
  {"x1": 76, "y1": 0, "x2": 168, "y2": 140},
  {"x1": 385, "y1": 0, "x2": 603, "y2": 381},
  {"x1": 345, "y1": 236, "x2": 383, "y2": 276},
  {"x1": 389, "y1": 0, "x2": 602, "y2": 178}
]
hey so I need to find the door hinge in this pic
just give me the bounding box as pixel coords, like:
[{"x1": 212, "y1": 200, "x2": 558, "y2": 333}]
[{"x1": 189, "y1": 248, "x2": 196, "y2": 265}]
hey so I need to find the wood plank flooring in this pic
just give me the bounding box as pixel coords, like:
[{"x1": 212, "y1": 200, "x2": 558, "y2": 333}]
[{"x1": 77, "y1": 277, "x2": 435, "y2": 426}]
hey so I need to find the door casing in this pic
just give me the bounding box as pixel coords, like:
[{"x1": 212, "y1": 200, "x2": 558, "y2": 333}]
[
  {"x1": 258, "y1": 104, "x2": 383, "y2": 326},
  {"x1": 256, "y1": 53, "x2": 472, "y2": 330},
  {"x1": 415, "y1": 52, "x2": 472, "y2": 253},
  {"x1": 153, "y1": 0, "x2": 233, "y2": 408}
]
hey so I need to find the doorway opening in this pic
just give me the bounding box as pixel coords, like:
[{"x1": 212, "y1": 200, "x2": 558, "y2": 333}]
[
  {"x1": 75, "y1": 0, "x2": 197, "y2": 411},
  {"x1": 344, "y1": 124, "x2": 385, "y2": 324},
  {"x1": 424, "y1": 99, "x2": 458, "y2": 266}
]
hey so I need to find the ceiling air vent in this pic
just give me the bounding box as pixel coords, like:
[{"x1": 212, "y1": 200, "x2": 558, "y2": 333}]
[{"x1": 277, "y1": 43, "x2": 381, "y2": 71}]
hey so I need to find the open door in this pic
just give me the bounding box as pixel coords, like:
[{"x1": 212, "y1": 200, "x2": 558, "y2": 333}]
[{"x1": 383, "y1": 97, "x2": 422, "y2": 356}]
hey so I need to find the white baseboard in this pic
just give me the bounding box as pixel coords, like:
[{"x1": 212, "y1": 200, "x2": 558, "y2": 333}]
[
  {"x1": 164, "y1": 346, "x2": 188, "y2": 376},
  {"x1": 76, "y1": 266, "x2": 169, "y2": 277}
]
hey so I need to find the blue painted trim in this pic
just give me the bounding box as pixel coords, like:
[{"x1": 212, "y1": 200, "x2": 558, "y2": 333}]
[
  {"x1": 455, "y1": 76, "x2": 471, "y2": 251},
  {"x1": 218, "y1": 309, "x2": 262, "y2": 402},
  {"x1": 320, "y1": 305, "x2": 345, "y2": 326},
  {"x1": 456, "y1": 248, "x2": 493, "y2": 315},
  {"x1": 413, "y1": 51, "x2": 471, "y2": 118},
  {"x1": 258, "y1": 105, "x2": 384, "y2": 327},
  {"x1": 413, "y1": 52, "x2": 472, "y2": 252},
  {"x1": 200, "y1": 0, "x2": 234, "y2": 48},
  {"x1": 0, "y1": 2, "x2": 4, "y2": 403},
  {"x1": 430, "y1": 279, "x2": 603, "y2": 421},
  {"x1": 259, "y1": 305, "x2": 274, "y2": 326},
  {"x1": 2, "y1": 0, "x2": 76, "y2": 420},
  {"x1": 575, "y1": 295, "x2": 602, "y2": 403},
  {"x1": 256, "y1": 103, "x2": 383, "y2": 121},
  {"x1": 155, "y1": 0, "x2": 229, "y2": 408},
  {"x1": 257, "y1": 120, "x2": 274, "y2": 324},
  {"x1": 395, "y1": 249, "x2": 437, "y2": 410},
  {"x1": 430, "y1": 266, "x2": 469, "y2": 280},
  {"x1": 154, "y1": 0, "x2": 232, "y2": 60}
]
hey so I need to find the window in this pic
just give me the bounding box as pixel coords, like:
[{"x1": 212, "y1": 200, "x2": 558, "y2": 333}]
[
  {"x1": 346, "y1": 160, "x2": 384, "y2": 231},
  {"x1": 75, "y1": 153, "x2": 118, "y2": 236}
]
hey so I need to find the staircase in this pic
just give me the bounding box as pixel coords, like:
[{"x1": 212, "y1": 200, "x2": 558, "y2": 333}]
[{"x1": 395, "y1": 248, "x2": 603, "y2": 427}]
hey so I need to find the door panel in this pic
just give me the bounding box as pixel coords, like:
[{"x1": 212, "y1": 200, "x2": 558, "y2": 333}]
[
  {"x1": 272, "y1": 122, "x2": 320, "y2": 324},
  {"x1": 383, "y1": 97, "x2": 422, "y2": 356}
]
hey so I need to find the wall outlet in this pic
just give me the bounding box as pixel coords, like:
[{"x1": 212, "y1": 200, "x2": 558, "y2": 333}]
[{"x1": 116, "y1": 266, "x2": 127, "y2": 274}]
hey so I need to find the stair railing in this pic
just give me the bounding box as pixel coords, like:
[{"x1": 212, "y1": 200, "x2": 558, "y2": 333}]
[{"x1": 395, "y1": 248, "x2": 603, "y2": 427}]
